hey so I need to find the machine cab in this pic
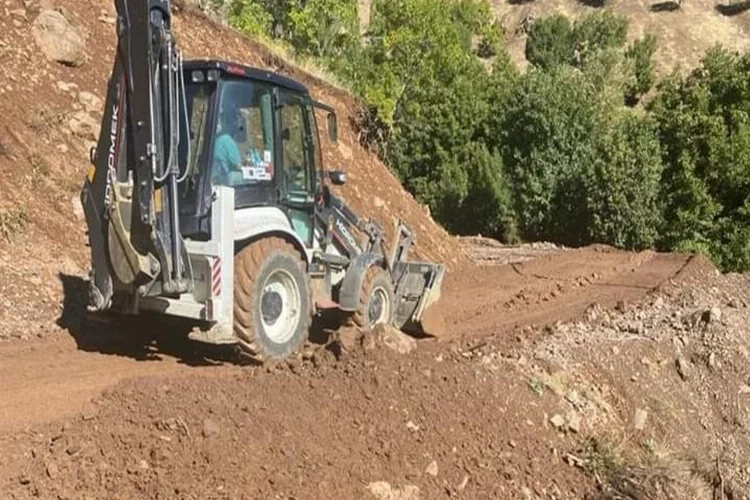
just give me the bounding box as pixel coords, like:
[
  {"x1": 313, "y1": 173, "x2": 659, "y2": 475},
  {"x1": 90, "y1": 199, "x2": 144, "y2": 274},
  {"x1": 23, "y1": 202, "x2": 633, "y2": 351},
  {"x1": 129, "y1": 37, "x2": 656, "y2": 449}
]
[{"x1": 177, "y1": 61, "x2": 337, "y2": 246}]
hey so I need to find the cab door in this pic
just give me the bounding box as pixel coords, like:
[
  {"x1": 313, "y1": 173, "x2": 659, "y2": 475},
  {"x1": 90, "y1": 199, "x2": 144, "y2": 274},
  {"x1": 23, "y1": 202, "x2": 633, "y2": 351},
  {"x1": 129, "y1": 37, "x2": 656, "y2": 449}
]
[{"x1": 277, "y1": 89, "x2": 317, "y2": 247}]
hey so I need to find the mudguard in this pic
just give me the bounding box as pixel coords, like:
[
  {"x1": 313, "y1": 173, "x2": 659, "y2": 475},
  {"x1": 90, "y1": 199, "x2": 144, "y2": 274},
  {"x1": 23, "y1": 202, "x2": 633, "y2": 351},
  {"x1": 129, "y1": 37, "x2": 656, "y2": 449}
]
[
  {"x1": 337, "y1": 252, "x2": 385, "y2": 312},
  {"x1": 233, "y1": 206, "x2": 311, "y2": 263}
]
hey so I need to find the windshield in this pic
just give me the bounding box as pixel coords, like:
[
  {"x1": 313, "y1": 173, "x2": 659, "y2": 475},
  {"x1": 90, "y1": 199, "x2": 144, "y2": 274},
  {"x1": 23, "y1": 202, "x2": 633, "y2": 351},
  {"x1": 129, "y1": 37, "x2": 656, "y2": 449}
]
[{"x1": 212, "y1": 79, "x2": 276, "y2": 188}]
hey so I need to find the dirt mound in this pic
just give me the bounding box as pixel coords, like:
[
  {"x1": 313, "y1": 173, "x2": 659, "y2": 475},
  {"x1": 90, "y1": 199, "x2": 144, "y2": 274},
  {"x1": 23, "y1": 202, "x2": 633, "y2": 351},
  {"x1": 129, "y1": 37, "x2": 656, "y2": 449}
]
[{"x1": 0, "y1": 333, "x2": 595, "y2": 500}]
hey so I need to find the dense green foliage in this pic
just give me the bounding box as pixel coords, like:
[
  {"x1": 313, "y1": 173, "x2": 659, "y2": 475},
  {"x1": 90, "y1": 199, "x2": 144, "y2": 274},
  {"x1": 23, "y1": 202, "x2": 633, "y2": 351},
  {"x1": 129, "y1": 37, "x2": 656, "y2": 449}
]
[
  {"x1": 650, "y1": 48, "x2": 750, "y2": 271},
  {"x1": 221, "y1": 0, "x2": 750, "y2": 272},
  {"x1": 525, "y1": 12, "x2": 627, "y2": 69}
]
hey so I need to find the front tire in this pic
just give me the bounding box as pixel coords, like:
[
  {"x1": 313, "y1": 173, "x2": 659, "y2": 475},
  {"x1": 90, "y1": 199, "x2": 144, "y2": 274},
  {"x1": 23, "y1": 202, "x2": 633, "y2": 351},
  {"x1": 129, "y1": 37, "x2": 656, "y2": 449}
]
[
  {"x1": 352, "y1": 266, "x2": 395, "y2": 329},
  {"x1": 234, "y1": 237, "x2": 311, "y2": 361}
]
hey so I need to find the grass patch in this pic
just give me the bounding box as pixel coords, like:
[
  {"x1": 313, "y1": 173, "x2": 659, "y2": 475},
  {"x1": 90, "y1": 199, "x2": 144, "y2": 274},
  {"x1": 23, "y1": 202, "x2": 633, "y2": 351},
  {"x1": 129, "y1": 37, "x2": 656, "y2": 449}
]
[
  {"x1": 528, "y1": 377, "x2": 544, "y2": 396},
  {"x1": 579, "y1": 436, "x2": 715, "y2": 499},
  {"x1": 581, "y1": 436, "x2": 623, "y2": 480},
  {"x1": 27, "y1": 153, "x2": 51, "y2": 188},
  {"x1": 0, "y1": 207, "x2": 29, "y2": 242},
  {"x1": 27, "y1": 107, "x2": 66, "y2": 134},
  {"x1": 28, "y1": 153, "x2": 50, "y2": 177}
]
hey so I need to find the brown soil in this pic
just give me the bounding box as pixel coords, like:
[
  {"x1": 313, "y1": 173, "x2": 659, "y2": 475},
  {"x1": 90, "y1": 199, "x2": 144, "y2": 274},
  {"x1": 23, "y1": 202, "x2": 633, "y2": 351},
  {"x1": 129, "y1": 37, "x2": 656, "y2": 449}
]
[
  {"x1": 0, "y1": 245, "x2": 745, "y2": 500},
  {"x1": 1, "y1": 2, "x2": 749, "y2": 500}
]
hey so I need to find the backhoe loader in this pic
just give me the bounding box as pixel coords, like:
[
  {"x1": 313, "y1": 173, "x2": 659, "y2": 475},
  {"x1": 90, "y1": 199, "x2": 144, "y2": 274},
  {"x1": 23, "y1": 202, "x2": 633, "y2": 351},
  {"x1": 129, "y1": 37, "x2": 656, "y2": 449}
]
[{"x1": 80, "y1": 0, "x2": 445, "y2": 360}]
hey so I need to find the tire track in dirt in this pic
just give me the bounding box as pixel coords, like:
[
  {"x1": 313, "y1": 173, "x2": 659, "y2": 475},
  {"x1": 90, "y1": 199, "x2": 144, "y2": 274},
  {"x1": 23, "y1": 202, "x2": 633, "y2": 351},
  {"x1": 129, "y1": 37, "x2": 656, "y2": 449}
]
[
  {"x1": 0, "y1": 331, "x2": 230, "y2": 434},
  {"x1": 441, "y1": 246, "x2": 698, "y2": 342}
]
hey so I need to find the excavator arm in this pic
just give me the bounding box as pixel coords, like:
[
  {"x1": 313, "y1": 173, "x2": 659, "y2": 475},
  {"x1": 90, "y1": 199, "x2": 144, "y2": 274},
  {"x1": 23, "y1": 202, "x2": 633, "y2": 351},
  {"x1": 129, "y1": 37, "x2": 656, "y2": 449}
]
[{"x1": 81, "y1": 0, "x2": 191, "y2": 312}]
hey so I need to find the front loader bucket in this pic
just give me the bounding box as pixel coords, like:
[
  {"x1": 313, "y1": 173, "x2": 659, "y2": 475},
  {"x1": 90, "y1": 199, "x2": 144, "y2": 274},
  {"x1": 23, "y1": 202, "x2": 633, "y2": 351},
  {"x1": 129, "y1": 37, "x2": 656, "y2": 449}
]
[{"x1": 392, "y1": 261, "x2": 447, "y2": 338}]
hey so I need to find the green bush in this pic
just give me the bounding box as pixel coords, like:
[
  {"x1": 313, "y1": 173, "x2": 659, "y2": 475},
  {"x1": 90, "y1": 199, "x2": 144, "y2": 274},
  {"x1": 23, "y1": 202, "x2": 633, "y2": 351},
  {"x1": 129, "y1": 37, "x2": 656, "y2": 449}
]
[
  {"x1": 625, "y1": 34, "x2": 658, "y2": 104},
  {"x1": 586, "y1": 113, "x2": 663, "y2": 249},
  {"x1": 525, "y1": 14, "x2": 575, "y2": 69},
  {"x1": 497, "y1": 65, "x2": 663, "y2": 248},
  {"x1": 650, "y1": 47, "x2": 750, "y2": 271},
  {"x1": 286, "y1": 0, "x2": 361, "y2": 59},
  {"x1": 498, "y1": 67, "x2": 599, "y2": 244},
  {"x1": 526, "y1": 11, "x2": 628, "y2": 69},
  {"x1": 226, "y1": 1, "x2": 274, "y2": 38}
]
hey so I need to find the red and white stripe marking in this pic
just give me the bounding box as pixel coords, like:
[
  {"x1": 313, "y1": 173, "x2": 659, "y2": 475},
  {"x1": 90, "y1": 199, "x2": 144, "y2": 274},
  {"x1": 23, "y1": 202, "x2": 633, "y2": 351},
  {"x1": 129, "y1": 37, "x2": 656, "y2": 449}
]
[{"x1": 212, "y1": 257, "x2": 222, "y2": 297}]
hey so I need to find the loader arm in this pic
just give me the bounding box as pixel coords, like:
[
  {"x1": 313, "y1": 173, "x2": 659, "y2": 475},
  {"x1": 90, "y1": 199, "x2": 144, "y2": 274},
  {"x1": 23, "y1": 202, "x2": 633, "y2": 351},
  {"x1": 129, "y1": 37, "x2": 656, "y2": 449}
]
[{"x1": 81, "y1": 0, "x2": 192, "y2": 311}]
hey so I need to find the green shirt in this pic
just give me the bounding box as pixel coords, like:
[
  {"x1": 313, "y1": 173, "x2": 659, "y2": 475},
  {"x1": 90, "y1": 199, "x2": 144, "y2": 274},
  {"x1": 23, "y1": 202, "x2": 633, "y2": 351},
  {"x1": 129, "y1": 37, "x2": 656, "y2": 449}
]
[{"x1": 212, "y1": 133, "x2": 241, "y2": 185}]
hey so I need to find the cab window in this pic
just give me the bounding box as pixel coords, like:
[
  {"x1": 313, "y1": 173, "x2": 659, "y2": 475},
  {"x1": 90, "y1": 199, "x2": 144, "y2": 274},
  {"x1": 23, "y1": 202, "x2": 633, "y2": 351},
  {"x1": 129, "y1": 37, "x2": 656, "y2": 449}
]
[
  {"x1": 279, "y1": 90, "x2": 313, "y2": 197},
  {"x1": 212, "y1": 79, "x2": 276, "y2": 188}
]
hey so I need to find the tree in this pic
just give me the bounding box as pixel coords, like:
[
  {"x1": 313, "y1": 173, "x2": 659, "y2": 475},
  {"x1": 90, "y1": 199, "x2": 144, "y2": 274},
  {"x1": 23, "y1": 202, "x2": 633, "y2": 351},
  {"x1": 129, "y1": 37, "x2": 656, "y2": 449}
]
[
  {"x1": 625, "y1": 34, "x2": 658, "y2": 104},
  {"x1": 525, "y1": 14, "x2": 574, "y2": 69},
  {"x1": 498, "y1": 66, "x2": 600, "y2": 244},
  {"x1": 650, "y1": 47, "x2": 750, "y2": 271},
  {"x1": 525, "y1": 11, "x2": 628, "y2": 70},
  {"x1": 586, "y1": 113, "x2": 663, "y2": 249}
]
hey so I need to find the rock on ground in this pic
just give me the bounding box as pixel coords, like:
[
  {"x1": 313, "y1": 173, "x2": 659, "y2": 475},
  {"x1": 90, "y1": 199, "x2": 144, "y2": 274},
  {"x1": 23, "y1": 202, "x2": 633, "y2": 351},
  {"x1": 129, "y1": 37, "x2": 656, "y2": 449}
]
[
  {"x1": 78, "y1": 91, "x2": 102, "y2": 114},
  {"x1": 372, "y1": 324, "x2": 417, "y2": 355},
  {"x1": 67, "y1": 111, "x2": 99, "y2": 140},
  {"x1": 32, "y1": 9, "x2": 86, "y2": 67},
  {"x1": 367, "y1": 481, "x2": 421, "y2": 500}
]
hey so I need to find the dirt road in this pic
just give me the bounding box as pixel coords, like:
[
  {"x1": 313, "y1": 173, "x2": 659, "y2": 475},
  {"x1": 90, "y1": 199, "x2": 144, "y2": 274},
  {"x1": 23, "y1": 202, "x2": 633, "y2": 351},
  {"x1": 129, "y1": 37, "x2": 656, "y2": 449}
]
[
  {"x1": 441, "y1": 245, "x2": 698, "y2": 342},
  {"x1": 0, "y1": 246, "x2": 698, "y2": 436}
]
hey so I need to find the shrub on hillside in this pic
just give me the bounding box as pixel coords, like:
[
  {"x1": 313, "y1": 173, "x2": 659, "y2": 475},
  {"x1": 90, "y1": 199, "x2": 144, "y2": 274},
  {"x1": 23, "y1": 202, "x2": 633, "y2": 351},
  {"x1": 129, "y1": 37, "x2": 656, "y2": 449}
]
[
  {"x1": 226, "y1": 0, "x2": 274, "y2": 38},
  {"x1": 497, "y1": 66, "x2": 663, "y2": 248},
  {"x1": 586, "y1": 113, "x2": 664, "y2": 249},
  {"x1": 650, "y1": 47, "x2": 750, "y2": 271},
  {"x1": 526, "y1": 11, "x2": 628, "y2": 69},
  {"x1": 286, "y1": 0, "x2": 361, "y2": 59},
  {"x1": 625, "y1": 34, "x2": 658, "y2": 104},
  {"x1": 525, "y1": 14, "x2": 575, "y2": 69},
  {"x1": 498, "y1": 67, "x2": 600, "y2": 244}
]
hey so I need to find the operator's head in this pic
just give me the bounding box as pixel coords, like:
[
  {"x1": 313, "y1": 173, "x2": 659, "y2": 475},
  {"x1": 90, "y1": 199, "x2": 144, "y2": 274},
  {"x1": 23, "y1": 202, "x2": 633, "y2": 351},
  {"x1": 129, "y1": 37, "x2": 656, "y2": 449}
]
[{"x1": 219, "y1": 105, "x2": 245, "y2": 140}]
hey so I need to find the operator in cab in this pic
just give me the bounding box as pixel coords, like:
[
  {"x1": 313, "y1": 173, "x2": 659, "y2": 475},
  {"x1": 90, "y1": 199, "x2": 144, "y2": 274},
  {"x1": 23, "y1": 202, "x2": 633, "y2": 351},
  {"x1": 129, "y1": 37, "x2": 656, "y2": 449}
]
[{"x1": 212, "y1": 107, "x2": 270, "y2": 186}]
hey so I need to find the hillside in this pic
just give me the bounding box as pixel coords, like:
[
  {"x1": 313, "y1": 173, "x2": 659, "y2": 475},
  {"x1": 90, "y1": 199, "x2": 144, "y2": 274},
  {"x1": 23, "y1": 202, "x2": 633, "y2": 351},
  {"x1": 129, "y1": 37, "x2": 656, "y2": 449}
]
[{"x1": 493, "y1": 0, "x2": 750, "y2": 72}]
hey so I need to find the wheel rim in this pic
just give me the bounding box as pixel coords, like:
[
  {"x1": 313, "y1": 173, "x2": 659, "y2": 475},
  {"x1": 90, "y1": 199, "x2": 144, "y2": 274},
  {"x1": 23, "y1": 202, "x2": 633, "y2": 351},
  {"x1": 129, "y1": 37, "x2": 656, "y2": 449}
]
[
  {"x1": 368, "y1": 286, "x2": 390, "y2": 327},
  {"x1": 260, "y1": 269, "x2": 301, "y2": 344}
]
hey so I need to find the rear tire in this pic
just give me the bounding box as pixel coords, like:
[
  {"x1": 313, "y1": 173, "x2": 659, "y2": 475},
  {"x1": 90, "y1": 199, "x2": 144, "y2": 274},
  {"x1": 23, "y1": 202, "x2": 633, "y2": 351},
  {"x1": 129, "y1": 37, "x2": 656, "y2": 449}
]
[
  {"x1": 234, "y1": 237, "x2": 311, "y2": 361},
  {"x1": 352, "y1": 266, "x2": 395, "y2": 329}
]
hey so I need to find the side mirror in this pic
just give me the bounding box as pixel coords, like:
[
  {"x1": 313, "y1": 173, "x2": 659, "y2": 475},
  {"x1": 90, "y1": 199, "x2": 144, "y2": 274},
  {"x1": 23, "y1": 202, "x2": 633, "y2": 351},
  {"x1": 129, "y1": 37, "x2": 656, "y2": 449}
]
[
  {"x1": 328, "y1": 169, "x2": 347, "y2": 186},
  {"x1": 327, "y1": 112, "x2": 338, "y2": 143}
]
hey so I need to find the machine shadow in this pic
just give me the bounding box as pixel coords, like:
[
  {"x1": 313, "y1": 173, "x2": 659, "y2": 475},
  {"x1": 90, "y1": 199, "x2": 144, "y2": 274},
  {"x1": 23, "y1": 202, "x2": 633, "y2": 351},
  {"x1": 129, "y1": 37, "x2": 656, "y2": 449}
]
[
  {"x1": 58, "y1": 273, "x2": 337, "y2": 366},
  {"x1": 58, "y1": 273, "x2": 246, "y2": 366}
]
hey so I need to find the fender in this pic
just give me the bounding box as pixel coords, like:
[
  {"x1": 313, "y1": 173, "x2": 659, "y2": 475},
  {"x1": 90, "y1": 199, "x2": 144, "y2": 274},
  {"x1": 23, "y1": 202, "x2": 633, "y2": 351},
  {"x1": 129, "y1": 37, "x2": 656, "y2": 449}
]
[
  {"x1": 338, "y1": 252, "x2": 385, "y2": 312},
  {"x1": 233, "y1": 206, "x2": 310, "y2": 263}
]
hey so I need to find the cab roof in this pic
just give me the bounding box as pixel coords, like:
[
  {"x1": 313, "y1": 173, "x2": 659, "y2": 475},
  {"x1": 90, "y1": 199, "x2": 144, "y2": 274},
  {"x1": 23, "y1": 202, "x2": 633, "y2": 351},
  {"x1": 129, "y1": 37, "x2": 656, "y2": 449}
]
[{"x1": 184, "y1": 59, "x2": 309, "y2": 95}]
